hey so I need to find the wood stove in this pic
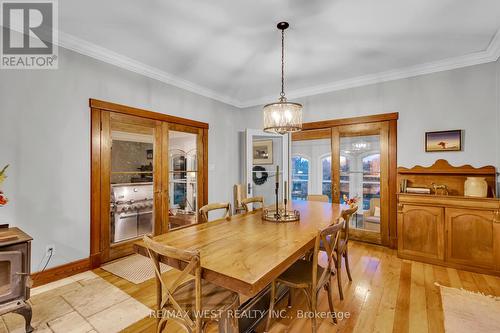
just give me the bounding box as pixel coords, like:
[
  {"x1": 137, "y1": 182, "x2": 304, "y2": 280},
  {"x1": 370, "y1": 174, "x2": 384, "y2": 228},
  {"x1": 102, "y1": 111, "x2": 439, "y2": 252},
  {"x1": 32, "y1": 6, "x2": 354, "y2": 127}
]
[{"x1": 0, "y1": 227, "x2": 33, "y2": 333}]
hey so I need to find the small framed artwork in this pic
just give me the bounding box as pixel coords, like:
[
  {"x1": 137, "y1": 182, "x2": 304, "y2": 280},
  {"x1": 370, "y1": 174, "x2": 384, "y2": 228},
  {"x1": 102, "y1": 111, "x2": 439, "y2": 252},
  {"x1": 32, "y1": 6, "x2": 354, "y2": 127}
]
[
  {"x1": 146, "y1": 149, "x2": 153, "y2": 159},
  {"x1": 253, "y1": 140, "x2": 273, "y2": 165},
  {"x1": 425, "y1": 130, "x2": 462, "y2": 152}
]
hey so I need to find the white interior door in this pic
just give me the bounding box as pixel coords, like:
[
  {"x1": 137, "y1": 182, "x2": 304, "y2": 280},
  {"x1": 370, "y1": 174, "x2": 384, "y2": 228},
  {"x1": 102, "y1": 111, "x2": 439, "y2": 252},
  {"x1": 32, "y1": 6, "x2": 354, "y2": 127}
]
[{"x1": 245, "y1": 129, "x2": 289, "y2": 206}]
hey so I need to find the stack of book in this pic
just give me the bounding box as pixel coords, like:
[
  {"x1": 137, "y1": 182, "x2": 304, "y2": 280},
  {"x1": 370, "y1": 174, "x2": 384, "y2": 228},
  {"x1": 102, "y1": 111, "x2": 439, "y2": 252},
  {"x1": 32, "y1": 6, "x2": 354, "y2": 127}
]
[{"x1": 406, "y1": 187, "x2": 431, "y2": 194}]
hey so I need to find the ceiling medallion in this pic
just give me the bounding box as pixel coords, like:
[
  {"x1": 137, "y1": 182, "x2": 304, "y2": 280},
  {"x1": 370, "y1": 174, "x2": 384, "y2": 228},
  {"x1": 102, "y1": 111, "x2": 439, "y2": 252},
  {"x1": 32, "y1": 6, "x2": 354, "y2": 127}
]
[{"x1": 263, "y1": 22, "x2": 303, "y2": 135}]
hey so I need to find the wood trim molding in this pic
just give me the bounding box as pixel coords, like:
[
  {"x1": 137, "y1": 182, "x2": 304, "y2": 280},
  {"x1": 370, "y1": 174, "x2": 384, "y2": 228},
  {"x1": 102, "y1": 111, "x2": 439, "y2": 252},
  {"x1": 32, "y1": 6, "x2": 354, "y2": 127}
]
[
  {"x1": 31, "y1": 258, "x2": 91, "y2": 287},
  {"x1": 398, "y1": 159, "x2": 496, "y2": 175},
  {"x1": 291, "y1": 128, "x2": 331, "y2": 141},
  {"x1": 301, "y1": 112, "x2": 399, "y2": 130},
  {"x1": 90, "y1": 99, "x2": 209, "y2": 129}
]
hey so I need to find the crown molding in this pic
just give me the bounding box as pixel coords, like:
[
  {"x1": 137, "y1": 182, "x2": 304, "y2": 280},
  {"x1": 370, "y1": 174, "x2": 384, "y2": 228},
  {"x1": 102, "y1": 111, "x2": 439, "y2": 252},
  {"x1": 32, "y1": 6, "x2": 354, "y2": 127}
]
[
  {"x1": 55, "y1": 29, "x2": 500, "y2": 109},
  {"x1": 56, "y1": 31, "x2": 243, "y2": 107},
  {"x1": 241, "y1": 28, "x2": 500, "y2": 108}
]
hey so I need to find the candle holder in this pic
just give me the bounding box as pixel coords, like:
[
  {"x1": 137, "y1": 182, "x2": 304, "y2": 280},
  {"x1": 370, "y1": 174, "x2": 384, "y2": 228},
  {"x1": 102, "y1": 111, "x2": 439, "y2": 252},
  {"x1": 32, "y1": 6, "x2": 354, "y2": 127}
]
[
  {"x1": 262, "y1": 166, "x2": 300, "y2": 223},
  {"x1": 262, "y1": 207, "x2": 300, "y2": 223}
]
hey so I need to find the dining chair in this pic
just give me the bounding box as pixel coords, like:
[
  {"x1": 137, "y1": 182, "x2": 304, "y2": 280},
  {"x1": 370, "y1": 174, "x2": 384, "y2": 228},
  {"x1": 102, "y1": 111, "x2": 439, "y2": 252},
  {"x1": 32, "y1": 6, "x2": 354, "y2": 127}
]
[
  {"x1": 241, "y1": 196, "x2": 264, "y2": 213},
  {"x1": 322, "y1": 205, "x2": 358, "y2": 300},
  {"x1": 143, "y1": 235, "x2": 240, "y2": 333},
  {"x1": 307, "y1": 194, "x2": 329, "y2": 202},
  {"x1": 233, "y1": 184, "x2": 246, "y2": 214},
  {"x1": 199, "y1": 202, "x2": 231, "y2": 223},
  {"x1": 265, "y1": 221, "x2": 344, "y2": 333}
]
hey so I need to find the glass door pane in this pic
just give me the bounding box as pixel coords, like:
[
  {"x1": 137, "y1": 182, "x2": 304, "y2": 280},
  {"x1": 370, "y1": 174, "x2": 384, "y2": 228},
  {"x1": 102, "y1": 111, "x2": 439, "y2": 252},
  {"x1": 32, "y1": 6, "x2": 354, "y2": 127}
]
[
  {"x1": 339, "y1": 135, "x2": 381, "y2": 233},
  {"x1": 110, "y1": 119, "x2": 155, "y2": 244},
  {"x1": 168, "y1": 130, "x2": 198, "y2": 230},
  {"x1": 291, "y1": 138, "x2": 332, "y2": 201}
]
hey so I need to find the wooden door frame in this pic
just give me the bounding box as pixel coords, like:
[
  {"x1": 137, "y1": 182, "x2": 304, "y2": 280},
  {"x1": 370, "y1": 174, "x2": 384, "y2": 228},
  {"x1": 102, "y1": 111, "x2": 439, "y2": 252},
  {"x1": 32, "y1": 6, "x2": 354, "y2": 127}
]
[
  {"x1": 90, "y1": 99, "x2": 209, "y2": 268},
  {"x1": 291, "y1": 112, "x2": 398, "y2": 248},
  {"x1": 332, "y1": 122, "x2": 389, "y2": 245}
]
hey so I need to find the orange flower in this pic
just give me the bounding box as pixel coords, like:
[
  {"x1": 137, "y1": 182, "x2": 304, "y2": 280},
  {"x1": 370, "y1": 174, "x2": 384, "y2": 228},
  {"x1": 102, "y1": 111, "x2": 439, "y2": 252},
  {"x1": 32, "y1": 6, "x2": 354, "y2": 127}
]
[{"x1": 0, "y1": 191, "x2": 7, "y2": 206}]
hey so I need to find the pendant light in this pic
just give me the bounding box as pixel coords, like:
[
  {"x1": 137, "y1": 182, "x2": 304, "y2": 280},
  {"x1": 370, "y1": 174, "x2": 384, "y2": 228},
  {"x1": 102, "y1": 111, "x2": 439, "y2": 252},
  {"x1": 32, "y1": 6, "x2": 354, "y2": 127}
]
[{"x1": 263, "y1": 22, "x2": 303, "y2": 134}]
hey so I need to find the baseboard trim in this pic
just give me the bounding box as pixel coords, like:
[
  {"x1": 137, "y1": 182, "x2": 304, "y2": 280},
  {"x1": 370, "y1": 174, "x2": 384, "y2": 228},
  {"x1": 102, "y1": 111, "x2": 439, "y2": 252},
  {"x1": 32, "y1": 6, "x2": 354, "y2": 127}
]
[{"x1": 31, "y1": 258, "x2": 91, "y2": 287}]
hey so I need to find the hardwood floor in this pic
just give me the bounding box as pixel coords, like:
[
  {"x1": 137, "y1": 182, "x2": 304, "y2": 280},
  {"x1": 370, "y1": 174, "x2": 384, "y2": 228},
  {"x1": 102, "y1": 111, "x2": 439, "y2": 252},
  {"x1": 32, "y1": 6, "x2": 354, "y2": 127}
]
[{"x1": 93, "y1": 241, "x2": 500, "y2": 333}]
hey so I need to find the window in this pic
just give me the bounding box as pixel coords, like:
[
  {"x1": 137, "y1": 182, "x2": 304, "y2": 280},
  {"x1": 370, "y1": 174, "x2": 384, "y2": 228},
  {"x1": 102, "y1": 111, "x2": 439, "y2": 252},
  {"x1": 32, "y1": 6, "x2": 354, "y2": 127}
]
[
  {"x1": 291, "y1": 156, "x2": 309, "y2": 200},
  {"x1": 362, "y1": 154, "x2": 381, "y2": 210},
  {"x1": 321, "y1": 155, "x2": 332, "y2": 201}
]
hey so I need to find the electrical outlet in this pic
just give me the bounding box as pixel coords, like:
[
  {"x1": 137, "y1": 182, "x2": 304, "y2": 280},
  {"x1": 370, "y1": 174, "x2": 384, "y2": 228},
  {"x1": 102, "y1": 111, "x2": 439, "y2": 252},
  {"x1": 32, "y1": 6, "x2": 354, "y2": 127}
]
[{"x1": 45, "y1": 244, "x2": 55, "y2": 256}]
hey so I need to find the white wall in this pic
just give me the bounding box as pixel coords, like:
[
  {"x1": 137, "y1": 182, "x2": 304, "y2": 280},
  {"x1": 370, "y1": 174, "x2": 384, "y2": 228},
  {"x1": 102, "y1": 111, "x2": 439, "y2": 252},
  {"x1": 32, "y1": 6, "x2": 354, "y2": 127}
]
[
  {"x1": 237, "y1": 62, "x2": 500, "y2": 173},
  {"x1": 0, "y1": 47, "x2": 239, "y2": 270}
]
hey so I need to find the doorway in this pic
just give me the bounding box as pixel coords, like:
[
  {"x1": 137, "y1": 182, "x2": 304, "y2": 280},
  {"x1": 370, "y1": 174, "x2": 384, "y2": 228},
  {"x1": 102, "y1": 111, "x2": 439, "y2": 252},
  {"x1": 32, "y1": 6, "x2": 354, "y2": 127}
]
[
  {"x1": 90, "y1": 99, "x2": 208, "y2": 265},
  {"x1": 291, "y1": 114, "x2": 397, "y2": 247},
  {"x1": 245, "y1": 129, "x2": 289, "y2": 207},
  {"x1": 332, "y1": 122, "x2": 389, "y2": 245}
]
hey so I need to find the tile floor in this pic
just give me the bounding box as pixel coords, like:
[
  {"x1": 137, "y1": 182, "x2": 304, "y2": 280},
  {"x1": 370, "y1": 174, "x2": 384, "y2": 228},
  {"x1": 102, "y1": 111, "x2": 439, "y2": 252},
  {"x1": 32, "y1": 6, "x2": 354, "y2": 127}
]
[{"x1": 0, "y1": 271, "x2": 151, "y2": 333}]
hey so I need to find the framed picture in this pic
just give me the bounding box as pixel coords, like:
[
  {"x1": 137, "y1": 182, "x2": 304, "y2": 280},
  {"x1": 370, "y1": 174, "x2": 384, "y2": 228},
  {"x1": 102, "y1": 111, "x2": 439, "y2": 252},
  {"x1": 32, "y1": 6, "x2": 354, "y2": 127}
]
[
  {"x1": 425, "y1": 130, "x2": 462, "y2": 152},
  {"x1": 253, "y1": 140, "x2": 273, "y2": 165},
  {"x1": 146, "y1": 149, "x2": 153, "y2": 159}
]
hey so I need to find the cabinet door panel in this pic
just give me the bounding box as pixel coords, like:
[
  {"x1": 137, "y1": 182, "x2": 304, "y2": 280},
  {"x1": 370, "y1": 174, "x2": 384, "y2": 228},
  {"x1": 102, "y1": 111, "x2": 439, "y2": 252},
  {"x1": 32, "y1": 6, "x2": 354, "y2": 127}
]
[
  {"x1": 398, "y1": 205, "x2": 444, "y2": 260},
  {"x1": 445, "y1": 208, "x2": 497, "y2": 269}
]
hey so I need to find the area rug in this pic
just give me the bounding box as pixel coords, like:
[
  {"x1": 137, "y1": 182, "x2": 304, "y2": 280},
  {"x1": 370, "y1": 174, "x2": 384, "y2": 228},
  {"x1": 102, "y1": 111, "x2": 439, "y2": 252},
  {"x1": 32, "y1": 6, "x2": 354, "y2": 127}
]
[
  {"x1": 0, "y1": 271, "x2": 151, "y2": 333},
  {"x1": 101, "y1": 254, "x2": 171, "y2": 284},
  {"x1": 438, "y1": 283, "x2": 500, "y2": 332}
]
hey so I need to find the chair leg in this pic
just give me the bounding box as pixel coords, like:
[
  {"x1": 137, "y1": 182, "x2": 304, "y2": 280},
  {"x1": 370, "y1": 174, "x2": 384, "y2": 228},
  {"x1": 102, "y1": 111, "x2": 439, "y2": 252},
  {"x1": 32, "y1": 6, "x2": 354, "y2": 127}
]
[
  {"x1": 336, "y1": 253, "x2": 344, "y2": 300},
  {"x1": 287, "y1": 288, "x2": 293, "y2": 308},
  {"x1": 344, "y1": 248, "x2": 353, "y2": 282},
  {"x1": 265, "y1": 281, "x2": 276, "y2": 333},
  {"x1": 325, "y1": 283, "x2": 337, "y2": 324},
  {"x1": 156, "y1": 317, "x2": 168, "y2": 333},
  {"x1": 218, "y1": 310, "x2": 239, "y2": 333},
  {"x1": 310, "y1": 288, "x2": 317, "y2": 333}
]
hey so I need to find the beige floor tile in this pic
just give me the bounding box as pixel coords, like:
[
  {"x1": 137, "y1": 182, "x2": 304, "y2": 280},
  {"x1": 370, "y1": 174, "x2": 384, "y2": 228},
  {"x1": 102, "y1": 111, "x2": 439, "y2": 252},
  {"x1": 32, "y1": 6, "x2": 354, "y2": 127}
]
[
  {"x1": 70, "y1": 271, "x2": 98, "y2": 283},
  {"x1": 30, "y1": 282, "x2": 82, "y2": 305},
  {"x1": 31, "y1": 277, "x2": 75, "y2": 297},
  {"x1": 87, "y1": 298, "x2": 150, "y2": 333},
  {"x1": 31, "y1": 296, "x2": 73, "y2": 328},
  {"x1": 2, "y1": 317, "x2": 51, "y2": 333},
  {"x1": 32, "y1": 323, "x2": 52, "y2": 333},
  {"x1": 2, "y1": 297, "x2": 70, "y2": 332},
  {"x1": 47, "y1": 311, "x2": 92, "y2": 333},
  {"x1": 62, "y1": 278, "x2": 129, "y2": 317}
]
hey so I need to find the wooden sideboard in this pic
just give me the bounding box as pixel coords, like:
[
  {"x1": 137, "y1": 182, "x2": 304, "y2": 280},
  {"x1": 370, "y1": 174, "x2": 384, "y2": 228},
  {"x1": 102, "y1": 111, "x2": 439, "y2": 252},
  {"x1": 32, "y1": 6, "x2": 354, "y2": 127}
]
[{"x1": 397, "y1": 160, "x2": 500, "y2": 275}]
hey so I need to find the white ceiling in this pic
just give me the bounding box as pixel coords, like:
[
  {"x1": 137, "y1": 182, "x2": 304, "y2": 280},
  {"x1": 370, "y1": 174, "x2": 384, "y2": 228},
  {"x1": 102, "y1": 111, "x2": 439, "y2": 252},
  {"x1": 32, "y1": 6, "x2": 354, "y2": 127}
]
[{"x1": 59, "y1": 0, "x2": 500, "y2": 107}]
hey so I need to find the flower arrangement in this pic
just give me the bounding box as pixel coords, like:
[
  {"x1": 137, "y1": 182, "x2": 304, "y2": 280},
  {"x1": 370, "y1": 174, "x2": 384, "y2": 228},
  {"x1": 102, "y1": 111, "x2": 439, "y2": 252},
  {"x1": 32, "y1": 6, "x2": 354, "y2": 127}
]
[
  {"x1": 0, "y1": 165, "x2": 9, "y2": 207},
  {"x1": 342, "y1": 194, "x2": 358, "y2": 207}
]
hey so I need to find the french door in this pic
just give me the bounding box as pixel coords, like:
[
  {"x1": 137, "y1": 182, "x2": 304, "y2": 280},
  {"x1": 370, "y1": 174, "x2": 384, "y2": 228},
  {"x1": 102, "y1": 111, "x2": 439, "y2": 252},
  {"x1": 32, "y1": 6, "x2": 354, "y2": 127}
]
[
  {"x1": 332, "y1": 122, "x2": 389, "y2": 245},
  {"x1": 90, "y1": 99, "x2": 208, "y2": 264},
  {"x1": 290, "y1": 121, "x2": 392, "y2": 246}
]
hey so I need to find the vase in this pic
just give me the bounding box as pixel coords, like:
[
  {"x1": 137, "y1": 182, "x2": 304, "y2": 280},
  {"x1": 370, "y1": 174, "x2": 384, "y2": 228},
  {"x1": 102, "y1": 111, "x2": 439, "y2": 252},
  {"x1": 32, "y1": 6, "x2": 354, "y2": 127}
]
[{"x1": 464, "y1": 177, "x2": 488, "y2": 198}]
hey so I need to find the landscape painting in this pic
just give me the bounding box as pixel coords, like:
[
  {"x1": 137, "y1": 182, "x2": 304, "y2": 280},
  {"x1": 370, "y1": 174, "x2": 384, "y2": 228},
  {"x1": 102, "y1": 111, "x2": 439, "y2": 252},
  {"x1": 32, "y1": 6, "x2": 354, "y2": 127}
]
[
  {"x1": 425, "y1": 130, "x2": 462, "y2": 152},
  {"x1": 253, "y1": 140, "x2": 273, "y2": 164}
]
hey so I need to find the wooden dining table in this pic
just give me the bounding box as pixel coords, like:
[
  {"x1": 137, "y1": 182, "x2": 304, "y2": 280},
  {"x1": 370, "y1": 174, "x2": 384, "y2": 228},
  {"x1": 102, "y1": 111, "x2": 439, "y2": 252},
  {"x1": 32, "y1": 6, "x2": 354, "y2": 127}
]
[{"x1": 134, "y1": 200, "x2": 344, "y2": 297}]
